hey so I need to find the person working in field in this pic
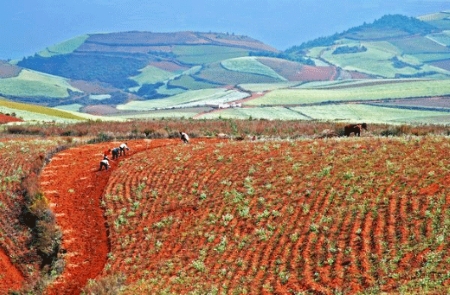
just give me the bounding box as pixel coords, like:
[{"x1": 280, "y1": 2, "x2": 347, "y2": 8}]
[
  {"x1": 180, "y1": 131, "x2": 190, "y2": 144},
  {"x1": 111, "y1": 147, "x2": 120, "y2": 160},
  {"x1": 103, "y1": 148, "x2": 111, "y2": 158},
  {"x1": 119, "y1": 143, "x2": 130, "y2": 156},
  {"x1": 99, "y1": 156, "x2": 110, "y2": 171}
]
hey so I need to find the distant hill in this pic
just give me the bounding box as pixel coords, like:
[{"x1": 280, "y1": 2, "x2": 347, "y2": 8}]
[
  {"x1": 2, "y1": 13, "x2": 450, "y2": 123},
  {"x1": 286, "y1": 13, "x2": 450, "y2": 79}
]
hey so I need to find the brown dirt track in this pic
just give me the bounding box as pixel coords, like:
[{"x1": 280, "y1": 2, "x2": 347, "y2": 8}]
[{"x1": 39, "y1": 138, "x2": 211, "y2": 294}]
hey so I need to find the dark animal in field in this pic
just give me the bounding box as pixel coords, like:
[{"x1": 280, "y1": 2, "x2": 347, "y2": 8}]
[{"x1": 344, "y1": 123, "x2": 367, "y2": 137}]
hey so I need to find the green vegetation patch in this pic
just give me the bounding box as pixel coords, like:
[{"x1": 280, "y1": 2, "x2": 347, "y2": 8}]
[
  {"x1": 245, "y1": 79, "x2": 450, "y2": 106},
  {"x1": 198, "y1": 106, "x2": 310, "y2": 120},
  {"x1": 390, "y1": 36, "x2": 450, "y2": 54},
  {"x1": 117, "y1": 88, "x2": 249, "y2": 111},
  {"x1": 221, "y1": 57, "x2": 287, "y2": 81},
  {"x1": 118, "y1": 107, "x2": 211, "y2": 119},
  {"x1": 196, "y1": 62, "x2": 281, "y2": 85},
  {"x1": 38, "y1": 35, "x2": 89, "y2": 57},
  {"x1": 426, "y1": 32, "x2": 450, "y2": 47},
  {"x1": 130, "y1": 65, "x2": 176, "y2": 85},
  {"x1": 54, "y1": 104, "x2": 84, "y2": 112},
  {"x1": 0, "y1": 69, "x2": 81, "y2": 98},
  {"x1": 291, "y1": 104, "x2": 450, "y2": 124},
  {"x1": 173, "y1": 45, "x2": 250, "y2": 64},
  {"x1": 168, "y1": 75, "x2": 219, "y2": 90},
  {"x1": 238, "y1": 82, "x2": 302, "y2": 92}
]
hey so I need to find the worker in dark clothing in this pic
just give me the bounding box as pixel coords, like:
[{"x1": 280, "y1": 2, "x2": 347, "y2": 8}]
[
  {"x1": 111, "y1": 147, "x2": 120, "y2": 160},
  {"x1": 180, "y1": 131, "x2": 189, "y2": 144}
]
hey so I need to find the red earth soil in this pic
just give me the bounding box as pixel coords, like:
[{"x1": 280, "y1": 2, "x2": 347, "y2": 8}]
[
  {"x1": 0, "y1": 250, "x2": 24, "y2": 293},
  {"x1": 0, "y1": 114, "x2": 22, "y2": 124},
  {"x1": 39, "y1": 138, "x2": 207, "y2": 294}
]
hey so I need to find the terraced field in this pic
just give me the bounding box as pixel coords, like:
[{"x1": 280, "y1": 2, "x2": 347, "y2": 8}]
[{"x1": 33, "y1": 136, "x2": 450, "y2": 294}]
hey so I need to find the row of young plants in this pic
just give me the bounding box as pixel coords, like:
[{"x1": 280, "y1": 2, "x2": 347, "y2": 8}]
[{"x1": 95, "y1": 136, "x2": 450, "y2": 294}]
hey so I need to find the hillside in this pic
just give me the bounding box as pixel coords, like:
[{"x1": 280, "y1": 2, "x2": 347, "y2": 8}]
[
  {"x1": 287, "y1": 14, "x2": 450, "y2": 79},
  {"x1": 1, "y1": 13, "x2": 450, "y2": 122},
  {"x1": 33, "y1": 136, "x2": 450, "y2": 294}
]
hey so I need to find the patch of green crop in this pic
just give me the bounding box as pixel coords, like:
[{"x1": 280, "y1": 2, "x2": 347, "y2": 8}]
[
  {"x1": 245, "y1": 79, "x2": 450, "y2": 105},
  {"x1": 0, "y1": 69, "x2": 81, "y2": 98},
  {"x1": 199, "y1": 106, "x2": 310, "y2": 120},
  {"x1": 221, "y1": 57, "x2": 287, "y2": 81},
  {"x1": 131, "y1": 65, "x2": 176, "y2": 85},
  {"x1": 168, "y1": 75, "x2": 218, "y2": 90},
  {"x1": 173, "y1": 45, "x2": 250, "y2": 64},
  {"x1": 291, "y1": 104, "x2": 450, "y2": 124},
  {"x1": 38, "y1": 35, "x2": 89, "y2": 57},
  {"x1": 117, "y1": 88, "x2": 248, "y2": 111}
]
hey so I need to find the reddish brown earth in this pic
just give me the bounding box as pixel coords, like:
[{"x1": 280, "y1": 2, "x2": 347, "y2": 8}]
[
  {"x1": 39, "y1": 138, "x2": 205, "y2": 294},
  {"x1": 0, "y1": 114, "x2": 22, "y2": 123},
  {"x1": 39, "y1": 139, "x2": 149, "y2": 294},
  {"x1": 0, "y1": 250, "x2": 24, "y2": 293},
  {"x1": 37, "y1": 136, "x2": 450, "y2": 294}
]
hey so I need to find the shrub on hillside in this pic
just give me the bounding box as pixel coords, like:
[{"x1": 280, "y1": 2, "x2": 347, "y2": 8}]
[{"x1": 81, "y1": 273, "x2": 126, "y2": 295}]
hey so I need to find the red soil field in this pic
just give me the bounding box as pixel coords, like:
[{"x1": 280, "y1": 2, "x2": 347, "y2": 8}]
[
  {"x1": 0, "y1": 250, "x2": 23, "y2": 293},
  {"x1": 99, "y1": 137, "x2": 450, "y2": 294},
  {"x1": 35, "y1": 136, "x2": 450, "y2": 294},
  {"x1": 0, "y1": 61, "x2": 21, "y2": 78},
  {"x1": 39, "y1": 138, "x2": 220, "y2": 294},
  {"x1": 0, "y1": 113, "x2": 22, "y2": 124},
  {"x1": 294, "y1": 65, "x2": 338, "y2": 81}
]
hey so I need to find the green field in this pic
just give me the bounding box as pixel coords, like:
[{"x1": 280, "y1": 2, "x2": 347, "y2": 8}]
[
  {"x1": 238, "y1": 82, "x2": 302, "y2": 92},
  {"x1": 172, "y1": 45, "x2": 250, "y2": 64},
  {"x1": 390, "y1": 36, "x2": 450, "y2": 55},
  {"x1": 38, "y1": 35, "x2": 89, "y2": 57},
  {"x1": 117, "y1": 88, "x2": 249, "y2": 111},
  {"x1": 316, "y1": 40, "x2": 450, "y2": 78},
  {"x1": 117, "y1": 107, "x2": 211, "y2": 119},
  {"x1": 130, "y1": 65, "x2": 177, "y2": 85},
  {"x1": 196, "y1": 62, "x2": 281, "y2": 85},
  {"x1": 168, "y1": 75, "x2": 219, "y2": 90},
  {"x1": 198, "y1": 106, "x2": 310, "y2": 120},
  {"x1": 196, "y1": 103, "x2": 450, "y2": 124},
  {"x1": 426, "y1": 32, "x2": 450, "y2": 47},
  {"x1": 221, "y1": 57, "x2": 287, "y2": 81},
  {"x1": 245, "y1": 79, "x2": 450, "y2": 105},
  {"x1": 290, "y1": 104, "x2": 450, "y2": 124},
  {"x1": 54, "y1": 104, "x2": 84, "y2": 112},
  {"x1": 0, "y1": 69, "x2": 81, "y2": 98}
]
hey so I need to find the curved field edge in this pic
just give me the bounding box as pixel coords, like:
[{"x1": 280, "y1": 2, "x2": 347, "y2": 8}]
[
  {"x1": 89, "y1": 137, "x2": 450, "y2": 294},
  {"x1": 39, "y1": 138, "x2": 188, "y2": 294}
]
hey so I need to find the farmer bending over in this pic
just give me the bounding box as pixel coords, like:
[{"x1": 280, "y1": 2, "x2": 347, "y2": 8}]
[
  {"x1": 103, "y1": 148, "x2": 111, "y2": 158},
  {"x1": 119, "y1": 143, "x2": 130, "y2": 156},
  {"x1": 111, "y1": 147, "x2": 120, "y2": 160},
  {"x1": 99, "y1": 156, "x2": 110, "y2": 171},
  {"x1": 180, "y1": 131, "x2": 189, "y2": 144}
]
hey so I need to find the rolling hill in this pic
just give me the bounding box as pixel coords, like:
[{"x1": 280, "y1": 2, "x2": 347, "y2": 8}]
[{"x1": 2, "y1": 12, "x2": 450, "y2": 123}]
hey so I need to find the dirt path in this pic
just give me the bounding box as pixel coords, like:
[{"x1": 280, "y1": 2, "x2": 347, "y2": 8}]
[{"x1": 39, "y1": 139, "x2": 162, "y2": 294}]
